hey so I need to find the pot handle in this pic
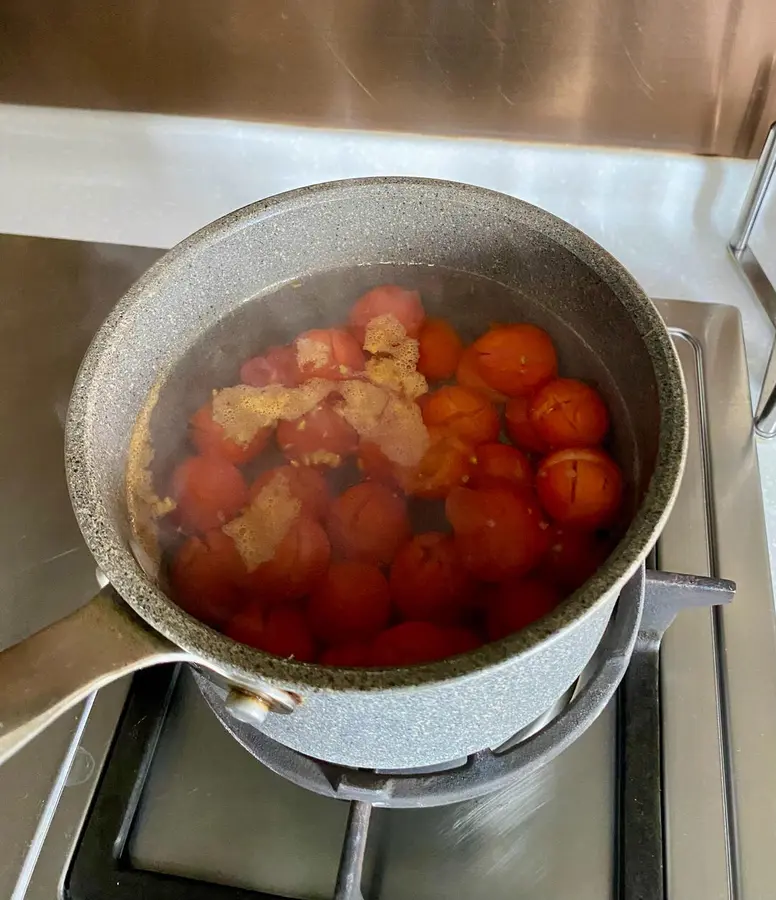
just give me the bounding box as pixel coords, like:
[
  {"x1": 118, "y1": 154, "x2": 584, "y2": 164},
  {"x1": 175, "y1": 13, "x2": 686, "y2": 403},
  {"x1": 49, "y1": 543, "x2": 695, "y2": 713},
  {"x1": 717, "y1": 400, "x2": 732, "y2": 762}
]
[{"x1": 0, "y1": 586, "x2": 188, "y2": 765}]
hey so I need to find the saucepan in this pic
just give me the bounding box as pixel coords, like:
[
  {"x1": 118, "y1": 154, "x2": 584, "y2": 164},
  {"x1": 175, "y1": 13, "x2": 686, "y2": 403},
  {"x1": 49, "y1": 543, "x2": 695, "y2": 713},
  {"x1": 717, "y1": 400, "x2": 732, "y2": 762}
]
[{"x1": 0, "y1": 178, "x2": 687, "y2": 770}]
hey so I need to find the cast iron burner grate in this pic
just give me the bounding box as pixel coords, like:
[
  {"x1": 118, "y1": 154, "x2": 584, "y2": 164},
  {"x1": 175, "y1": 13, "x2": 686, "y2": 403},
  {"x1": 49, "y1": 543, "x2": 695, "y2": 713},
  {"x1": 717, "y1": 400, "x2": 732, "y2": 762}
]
[{"x1": 65, "y1": 567, "x2": 732, "y2": 900}]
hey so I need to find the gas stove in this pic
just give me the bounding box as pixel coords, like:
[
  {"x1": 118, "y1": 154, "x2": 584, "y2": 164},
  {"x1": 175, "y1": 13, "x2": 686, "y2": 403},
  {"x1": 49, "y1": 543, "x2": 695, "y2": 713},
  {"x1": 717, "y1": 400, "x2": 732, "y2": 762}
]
[{"x1": 2, "y1": 234, "x2": 776, "y2": 900}]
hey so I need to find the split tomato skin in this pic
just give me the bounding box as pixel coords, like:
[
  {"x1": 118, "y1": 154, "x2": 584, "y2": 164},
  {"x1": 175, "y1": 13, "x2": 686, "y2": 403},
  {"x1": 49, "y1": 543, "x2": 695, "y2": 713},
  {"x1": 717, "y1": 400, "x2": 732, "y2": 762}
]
[
  {"x1": 308, "y1": 561, "x2": 392, "y2": 645},
  {"x1": 349, "y1": 285, "x2": 426, "y2": 342},
  {"x1": 417, "y1": 318, "x2": 464, "y2": 381},
  {"x1": 389, "y1": 532, "x2": 475, "y2": 624},
  {"x1": 504, "y1": 395, "x2": 550, "y2": 455},
  {"x1": 446, "y1": 485, "x2": 551, "y2": 582},
  {"x1": 529, "y1": 378, "x2": 609, "y2": 449},
  {"x1": 536, "y1": 447, "x2": 623, "y2": 530},
  {"x1": 171, "y1": 455, "x2": 248, "y2": 534},
  {"x1": 471, "y1": 324, "x2": 557, "y2": 397},
  {"x1": 407, "y1": 429, "x2": 474, "y2": 500},
  {"x1": 327, "y1": 482, "x2": 411, "y2": 566},
  {"x1": 456, "y1": 345, "x2": 508, "y2": 403},
  {"x1": 422, "y1": 385, "x2": 500, "y2": 446}
]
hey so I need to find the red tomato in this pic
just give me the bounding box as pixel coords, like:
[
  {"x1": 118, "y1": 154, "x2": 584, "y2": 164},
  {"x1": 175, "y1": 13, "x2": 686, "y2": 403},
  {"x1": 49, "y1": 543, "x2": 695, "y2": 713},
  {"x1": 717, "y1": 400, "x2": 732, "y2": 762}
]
[
  {"x1": 294, "y1": 328, "x2": 365, "y2": 380},
  {"x1": 248, "y1": 516, "x2": 330, "y2": 604},
  {"x1": 327, "y1": 482, "x2": 411, "y2": 565},
  {"x1": 171, "y1": 455, "x2": 248, "y2": 533},
  {"x1": 357, "y1": 440, "x2": 405, "y2": 488},
  {"x1": 190, "y1": 401, "x2": 271, "y2": 466},
  {"x1": 308, "y1": 561, "x2": 391, "y2": 645},
  {"x1": 444, "y1": 626, "x2": 484, "y2": 655},
  {"x1": 371, "y1": 622, "x2": 455, "y2": 666},
  {"x1": 541, "y1": 524, "x2": 612, "y2": 591},
  {"x1": 422, "y1": 385, "x2": 500, "y2": 446},
  {"x1": 485, "y1": 576, "x2": 562, "y2": 640},
  {"x1": 226, "y1": 603, "x2": 316, "y2": 662},
  {"x1": 536, "y1": 448, "x2": 623, "y2": 530},
  {"x1": 408, "y1": 429, "x2": 474, "y2": 500},
  {"x1": 471, "y1": 324, "x2": 557, "y2": 397},
  {"x1": 445, "y1": 485, "x2": 551, "y2": 582},
  {"x1": 529, "y1": 378, "x2": 609, "y2": 448},
  {"x1": 240, "y1": 345, "x2": 301, "y2": 388},
  {"x1": 504, "y1": 395, "x2": 549, "y2": 454},
  {"x1": 389, "y1": 532, "x2": 474, "y2": 624},
  {"x1": 249, "y1": 465, "x2": 330, "y2": 521},
  {"x1": 456, "y1": 345, "x2": 508, "y2": 403},
  {"x1": 470, "y1": 442, "x2": 533, "y2": 490},
  {"x1": 349, "y1": 285, "x2": 425, "y2": 342},
  {"x1": 276, "y1": 403, "x2": 358, "y2": 467},
  {"x1": 320, "y1": 640, "x2": 374, "y2": 667},
  {"x1": 417, "y1": 318, "x2": 464, "y2": 381},
  {"x1": 169, "y1": 530, "x2": 247, "y2": 627}
]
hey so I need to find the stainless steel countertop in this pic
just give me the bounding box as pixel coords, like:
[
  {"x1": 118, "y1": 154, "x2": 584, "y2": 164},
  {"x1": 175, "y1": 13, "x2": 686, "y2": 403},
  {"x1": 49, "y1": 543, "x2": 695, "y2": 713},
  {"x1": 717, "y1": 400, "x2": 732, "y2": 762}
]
[
  {"x1": 0, "y1": 236, "x2": 161, "y2": 900},
  {"x1": 1, "y1": 233, "x2": 774, "y2": 897}
]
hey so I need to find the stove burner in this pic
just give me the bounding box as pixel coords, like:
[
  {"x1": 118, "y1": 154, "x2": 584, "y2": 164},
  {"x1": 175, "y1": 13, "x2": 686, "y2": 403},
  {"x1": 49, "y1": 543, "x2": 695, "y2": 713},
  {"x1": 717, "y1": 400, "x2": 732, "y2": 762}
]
[
  {"x1": 196, "y1": 568, "x2": 732, "y2": 810},
  {"x1": 66, "y1": 568, "x2": 733, "y2": 900}
]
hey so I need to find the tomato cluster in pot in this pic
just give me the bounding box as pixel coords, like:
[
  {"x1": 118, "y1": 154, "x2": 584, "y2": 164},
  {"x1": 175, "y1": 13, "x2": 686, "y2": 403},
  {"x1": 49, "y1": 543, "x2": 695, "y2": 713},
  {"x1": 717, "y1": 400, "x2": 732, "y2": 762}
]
[{"x1": 163, "y1": 285, "x2": 624, "y2": 667}]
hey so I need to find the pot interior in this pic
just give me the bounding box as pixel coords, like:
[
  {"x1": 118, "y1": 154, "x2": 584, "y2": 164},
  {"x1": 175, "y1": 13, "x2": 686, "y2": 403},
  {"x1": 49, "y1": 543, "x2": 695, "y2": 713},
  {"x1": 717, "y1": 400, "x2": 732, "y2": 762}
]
[{"x1": 68, "y1": 178, "x2": 681, "y2": 687}]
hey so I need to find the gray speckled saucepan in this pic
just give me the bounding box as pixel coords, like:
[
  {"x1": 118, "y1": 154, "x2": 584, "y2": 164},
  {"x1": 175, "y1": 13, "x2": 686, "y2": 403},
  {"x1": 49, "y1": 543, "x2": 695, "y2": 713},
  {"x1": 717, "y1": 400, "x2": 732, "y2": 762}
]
[{"x1": 0, "y1": 178, "x2": 687, "y2": 770}]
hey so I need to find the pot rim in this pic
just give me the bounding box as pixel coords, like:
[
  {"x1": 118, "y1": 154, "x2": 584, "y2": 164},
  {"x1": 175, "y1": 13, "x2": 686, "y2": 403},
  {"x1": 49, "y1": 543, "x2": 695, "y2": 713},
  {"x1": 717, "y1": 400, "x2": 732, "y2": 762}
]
[{"x1": 66, "y1": 176, "x2": 688, "y2": 693}]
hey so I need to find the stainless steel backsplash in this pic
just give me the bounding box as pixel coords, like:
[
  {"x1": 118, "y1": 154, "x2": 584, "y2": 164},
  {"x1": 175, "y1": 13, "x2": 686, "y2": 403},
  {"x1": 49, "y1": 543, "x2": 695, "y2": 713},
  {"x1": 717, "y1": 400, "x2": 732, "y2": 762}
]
[{"x1": 0, "y1": 0, "x2": 773, "y2": 157}]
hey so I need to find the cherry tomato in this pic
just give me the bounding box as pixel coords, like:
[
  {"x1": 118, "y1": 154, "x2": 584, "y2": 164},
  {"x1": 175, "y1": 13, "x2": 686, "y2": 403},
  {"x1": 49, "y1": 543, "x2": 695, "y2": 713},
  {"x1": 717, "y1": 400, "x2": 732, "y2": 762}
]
[
  {"x1": 485, "y1": 576, "x2": 562, "y2": 640},
  {"x1": 327, "y1": 482, "x2": 411, "y2": 565},
  {"x1": 308, "y1": 561, "x2": 392, "y2": 645},
  {"x1": 422, "y1": 385, "x2": 500, "y2": 446},
  {"x1": 294, "y1": 328, "x2": 365, "y2": 380},
  {"x1": 444, "y1": 626, "x2": 484, "y2": 655},
  {"x1": 371, "y1": 621, "x2": 456, "y2": 666},
  {"x1": 240, "y1": 345, "x2": 301, "y2": 388},
  {"x1": 446, "y1": 485, "x2": 551, "y2": 582},
  {"x1": 470, "y1": 442, "x2": 533, "y2": 490},
  {"x1": 408, "y1": 429, "x2": 474, "y2": 500},
  {"x1": 171, "y1": 455, "x2": 248, "y2": 533},
  {"x1": 504, "y1": 395, "x2": 549, "y2": 454},
  {"x1": 540, "y1": 524, "x2": 613, "y2": 591},
  {"x1": 357, "y1": 440, "x2": 406, "y2": 488},
  {"x1": 390, "y1": 532, "x2": 474, "y2": 624},
  {"x1": 248, "y1": 516, "x2": 330, "y2": 604},
  {"x1": 190, "y1": 401, "x2": 271, "y2": 466},
  {"x1": 349, "y1": 285, "x2": 425, "y2": 343},
  {"x1": 536, "y1": 447, "x2": 623, "y2": 529},
  {"x1": 417, "y1": 318, "x2": 464, "y2": 381},
  {"x1": 529, "y1": 378, "x2": 609, "y2": 448},
  {"x1": 226, "y1": 603, "x2": 316, "y2": 662},
  {"x1": 320, "y1": 640, "x2": 374, "y2": 667},
  {"x1": 249, "y1": 465, "x2": 330, "y2": 521},
  {"x1": 169, "y1": 529, "x2": 247, "y2": 627},
  {"x1": 471, "y1": 324, "x2": 557, "y2": 397},
  {"x1": 456, "y1": 345, "x2": 508, "y2": 403},
  {"x1": 276, "y1": 402, "x2": 358, "y2": 467}
]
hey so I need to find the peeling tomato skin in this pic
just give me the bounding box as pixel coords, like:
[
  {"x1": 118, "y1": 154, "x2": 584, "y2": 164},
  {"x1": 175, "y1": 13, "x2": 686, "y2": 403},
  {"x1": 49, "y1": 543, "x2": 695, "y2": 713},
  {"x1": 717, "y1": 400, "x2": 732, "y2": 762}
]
[
  {"x1": 529, "y1": 378, "x2": 609, "y2": 449},
  {"x1": 536, "y1": 448, "x2": 623, "y2": 530},
  {"x1": 327, "y1": 482, "x2": 411, "y2": 565},
  {"x1": 472, "y1": 324, "x2": 558, "y2": 398},
  {"x1": 422, "y1": 385, "x2": 500, "y2": 446}
]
